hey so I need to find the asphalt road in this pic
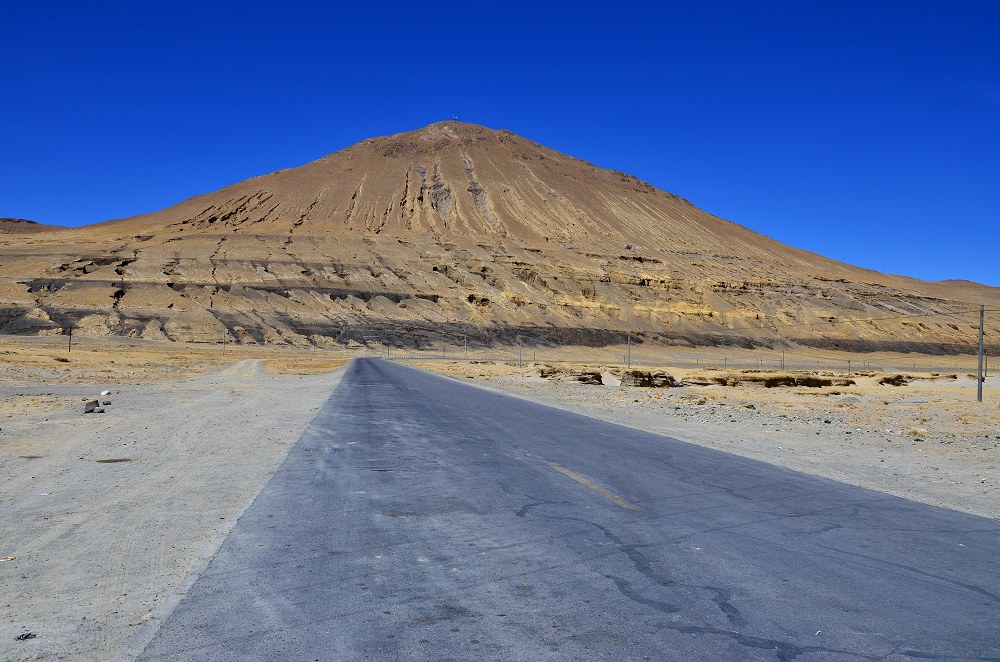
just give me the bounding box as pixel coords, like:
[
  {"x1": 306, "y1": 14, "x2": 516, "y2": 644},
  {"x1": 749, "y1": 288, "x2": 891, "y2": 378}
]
[{"x1": 137, "y1": 358, "x2": 1000, "y2": 661}]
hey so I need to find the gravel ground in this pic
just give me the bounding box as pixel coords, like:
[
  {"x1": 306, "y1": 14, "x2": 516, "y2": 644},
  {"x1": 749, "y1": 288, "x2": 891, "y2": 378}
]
[{"x1": 0, "y1": 359, "x2": 342, "y2": 661}]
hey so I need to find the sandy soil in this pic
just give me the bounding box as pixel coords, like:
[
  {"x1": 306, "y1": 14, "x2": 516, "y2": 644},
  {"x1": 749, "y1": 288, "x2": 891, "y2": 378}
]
[
  {"x1": 411, "y1": 360, "x2": 1000, "y2": 520},
  {"x1": 0, "y1": 357, "x2": 343, "y2": 661}
]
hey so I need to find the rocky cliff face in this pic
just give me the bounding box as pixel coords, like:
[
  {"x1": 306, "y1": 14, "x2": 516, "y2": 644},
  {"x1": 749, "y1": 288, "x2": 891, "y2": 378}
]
[{"x1": 1, "y1": 122, "x2": 996, "y2": 352}]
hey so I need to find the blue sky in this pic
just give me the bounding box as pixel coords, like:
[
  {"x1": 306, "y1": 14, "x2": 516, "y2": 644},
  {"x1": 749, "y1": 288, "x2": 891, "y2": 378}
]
[{"x1": 3, "y1": 1, "x2": 998, "y2": 285}]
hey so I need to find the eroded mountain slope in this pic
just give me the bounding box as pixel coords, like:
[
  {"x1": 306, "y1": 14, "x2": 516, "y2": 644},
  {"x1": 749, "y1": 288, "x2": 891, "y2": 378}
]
[{"x1": 1, "y1": 122, "x2": 995, "y2": 352}]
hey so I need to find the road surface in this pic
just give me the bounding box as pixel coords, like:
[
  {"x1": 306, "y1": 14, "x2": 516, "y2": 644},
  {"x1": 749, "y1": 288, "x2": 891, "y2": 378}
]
[{"x1": 136, "y1": 358, "x2": 1000, "y2": 661}]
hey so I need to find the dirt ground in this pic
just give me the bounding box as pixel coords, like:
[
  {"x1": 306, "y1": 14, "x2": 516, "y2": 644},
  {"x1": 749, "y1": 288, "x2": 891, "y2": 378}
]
[
  {"x1": 410, "y1": 359, "x2": 1000, "y2": 520},
  {"x1": 0, "y1": 337, "x2": 347, "y2": 661},
  {"x1": 2, "y1": 335, "x2": 998, "y2": 660}
]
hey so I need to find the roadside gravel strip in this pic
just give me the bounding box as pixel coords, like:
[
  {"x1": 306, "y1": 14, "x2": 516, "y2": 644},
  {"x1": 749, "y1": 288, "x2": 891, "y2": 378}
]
[{"x1": 0, "y1": 360, "x2": 342, "y2": 662}]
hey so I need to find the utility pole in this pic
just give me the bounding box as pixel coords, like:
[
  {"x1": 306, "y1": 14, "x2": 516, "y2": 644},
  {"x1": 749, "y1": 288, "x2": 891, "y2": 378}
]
[
  {"x1": 222, "y1": 328, "x2": 226, "y2": 356},
  {"x1": 518, "y1": 340, "x2": 522, "y2": 368},
  {"x1": 67, "y1": 327, "x2": 72, "y2": 353},
  {"x1": 781, "y1": 350, "x2": 785, "y2": 371},
  {"x1": 978, "y1": 304, "x2": 984, "y2": 402},
  {"x1": 627, "y1": 331, "x2": 631, "y2": 368},
  {"x1": 464, "y1": 335, "x2": 468, "y2": 361}
]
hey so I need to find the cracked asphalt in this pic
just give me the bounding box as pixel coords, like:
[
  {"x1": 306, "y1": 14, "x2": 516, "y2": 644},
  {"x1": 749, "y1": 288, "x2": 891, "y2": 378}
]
[{"x1": 136, "y1": 358, "x2": 1000, "y2": 661}]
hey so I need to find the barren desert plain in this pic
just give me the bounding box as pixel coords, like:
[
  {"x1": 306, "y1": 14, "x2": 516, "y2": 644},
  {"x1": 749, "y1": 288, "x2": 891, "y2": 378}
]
[{"x1": 1, "y1": 332, "x2": 998, "y2": 660}]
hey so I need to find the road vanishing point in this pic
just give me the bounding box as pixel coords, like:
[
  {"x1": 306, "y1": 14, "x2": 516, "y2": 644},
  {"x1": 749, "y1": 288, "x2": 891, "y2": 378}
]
[{"x1": 135, "y1": 358, "x2": 1000, "y2": 661}]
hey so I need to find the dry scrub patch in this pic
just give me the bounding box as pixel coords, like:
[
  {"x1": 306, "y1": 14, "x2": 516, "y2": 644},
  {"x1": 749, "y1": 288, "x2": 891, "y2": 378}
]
[
  {"x1": 0, "y1": 337, "x2": 246, "y2": 384},
  {"x1": 264, "y1": 357, "x2": 349, "y2": 375},
  {"x1": 1, "y1": 336, "x2": 354, "y2": 380}
]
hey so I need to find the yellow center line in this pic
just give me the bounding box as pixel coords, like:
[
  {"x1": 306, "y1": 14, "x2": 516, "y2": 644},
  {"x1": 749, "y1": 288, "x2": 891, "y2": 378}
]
[{"x1": 547, "y1": 462, "x2": 642, "y2": 511}]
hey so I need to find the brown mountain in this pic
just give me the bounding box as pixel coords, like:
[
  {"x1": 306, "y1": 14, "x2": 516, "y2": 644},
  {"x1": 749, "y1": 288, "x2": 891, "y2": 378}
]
[
  {"x1": 0, "y1": 121, "x2": 996, "y2": 352},
  {"x1": 0, "y1": 218, "x2": 59, "y2": 234}
]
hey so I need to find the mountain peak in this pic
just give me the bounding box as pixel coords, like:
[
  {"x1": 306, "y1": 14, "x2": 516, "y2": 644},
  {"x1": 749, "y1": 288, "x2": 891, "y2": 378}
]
[
  {"x1": 357, "y1": 121, "x2": 515, "y2": 159},
  {"x1": 2, "y1": 122, "x2": 996, "y2": 350}
]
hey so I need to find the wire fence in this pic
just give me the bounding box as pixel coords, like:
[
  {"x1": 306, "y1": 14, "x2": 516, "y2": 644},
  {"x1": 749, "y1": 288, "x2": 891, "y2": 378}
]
[
  {"x1": 355, "y1": 304, "x2": 999, "y2": 376},
  {"x1": 367, "y1": 344, "x2": 990, "y2": 377},
  {"x1": 2, "y1": 329, "x2": 990, "y2": 378}
]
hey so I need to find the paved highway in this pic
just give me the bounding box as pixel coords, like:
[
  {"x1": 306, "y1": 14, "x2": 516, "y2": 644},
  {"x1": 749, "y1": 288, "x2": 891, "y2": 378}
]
[{"x1": 137, "y1": 358, "x2": 1000, "y2": 661}]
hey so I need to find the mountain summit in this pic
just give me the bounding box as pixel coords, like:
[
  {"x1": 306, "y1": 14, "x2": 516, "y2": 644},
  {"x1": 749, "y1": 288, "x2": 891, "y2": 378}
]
[
  {"x1": 0, "y1": 121, "x2": 996, "y2": 351},
  {"x1": 113, "y1": 121, "x2": 764, "y2": 249}
]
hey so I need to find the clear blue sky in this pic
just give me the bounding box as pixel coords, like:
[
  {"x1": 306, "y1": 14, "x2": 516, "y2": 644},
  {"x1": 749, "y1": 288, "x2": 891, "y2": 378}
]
[{"x1": 3, "y1": 1, "x2": 998, "y2": 285}]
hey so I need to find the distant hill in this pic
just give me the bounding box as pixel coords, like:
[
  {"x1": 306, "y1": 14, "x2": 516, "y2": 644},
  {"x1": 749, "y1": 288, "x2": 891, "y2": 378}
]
[
  {"x1": 0, "y1": 121, "x2": 996, "y2": 352},
  {"x1": 0, "y1": 218, "x2": 61, "y2": 234}
]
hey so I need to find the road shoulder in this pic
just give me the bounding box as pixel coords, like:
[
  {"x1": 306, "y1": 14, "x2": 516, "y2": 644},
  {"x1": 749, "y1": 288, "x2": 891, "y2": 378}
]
[{"x1": 0, "y1": 360, "x2": 344, "y2": 661}]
